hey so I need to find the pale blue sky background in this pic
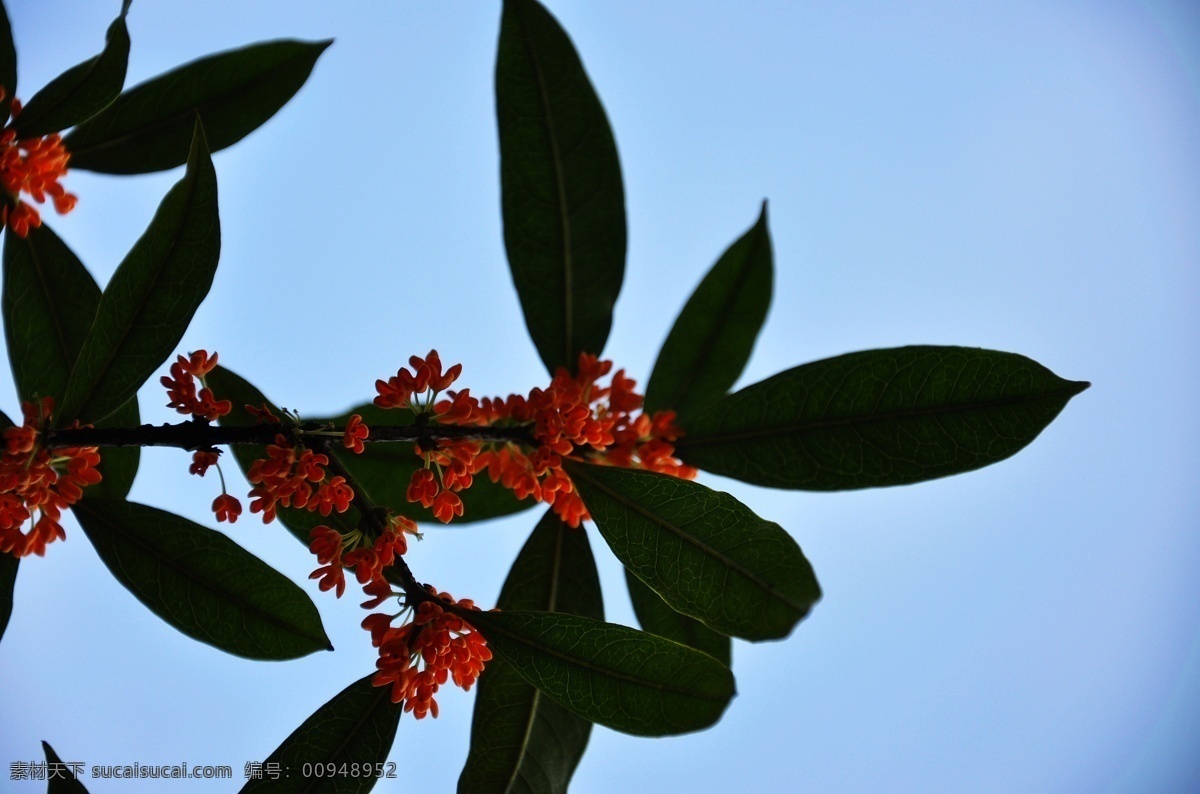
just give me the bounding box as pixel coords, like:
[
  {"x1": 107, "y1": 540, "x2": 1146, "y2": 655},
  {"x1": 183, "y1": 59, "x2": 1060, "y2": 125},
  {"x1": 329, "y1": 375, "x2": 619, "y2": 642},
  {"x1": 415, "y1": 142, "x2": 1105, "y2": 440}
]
[{"x1": 1, "y1": 1, "x2": 1198, "y2": 792}]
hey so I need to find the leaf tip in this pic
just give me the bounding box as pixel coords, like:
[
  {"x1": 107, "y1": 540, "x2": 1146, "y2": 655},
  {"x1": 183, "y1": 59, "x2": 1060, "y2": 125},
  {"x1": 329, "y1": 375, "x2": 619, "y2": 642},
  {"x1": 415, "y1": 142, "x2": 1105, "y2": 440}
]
[{"x1": 1067, "y1": 379, "x2": 1091, "y2": 396}]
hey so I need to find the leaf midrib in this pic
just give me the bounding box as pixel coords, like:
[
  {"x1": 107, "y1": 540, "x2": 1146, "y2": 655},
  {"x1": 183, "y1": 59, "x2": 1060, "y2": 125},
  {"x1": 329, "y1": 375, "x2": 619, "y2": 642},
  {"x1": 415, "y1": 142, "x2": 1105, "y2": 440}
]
[
  {"x1": 678, "y1": 381, "x2": 1088, "y2": 449},
  {"x1": 75, "y1": 500, "x2": 326, "y2": 651},
  {"x1": 14, "y1": 17, "x2": 123, "y2": 137},
  {"x1": 64, "y1": 155, "x2": 204, "y2": 423},
  {"x1": 478, "y1": 612, "x2": 727, "y2": 703},
  {"x1": 25, "y1": 234, "x2": 80, "y2": 392},
  {"x1": 514, "y1": 1, "x2": 574, "y2": 371},
  {"x1": 660, "y1": 217, "x2": 767, "y2": 413},
  {"x1": 295, "y1": 681, "x2": 397, "y2": 794},
  {"x1": 568, "y1": 464, "x2": 808, "y2": 617},
  {"x1": 68, "y1": 42, "x2": 324, "y2": 161},
  {"x1": 500, "y1": 516, "x2": 566, "y2": 793}
]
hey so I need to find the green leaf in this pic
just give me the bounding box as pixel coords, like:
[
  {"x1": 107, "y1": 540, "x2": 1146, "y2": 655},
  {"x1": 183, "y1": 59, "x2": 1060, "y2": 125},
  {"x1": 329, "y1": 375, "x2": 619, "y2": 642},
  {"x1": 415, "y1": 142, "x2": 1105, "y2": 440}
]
[
  {"x1": 73, "y1": 497, "x2": 331, "y2": 660},
  {"x1": 9, "y1": 6, "x2": 129, "y2": 138},
  {"x1": 496, "y1": 0, "x2": 626, "y2": 374},
  {"x1": 3, "y1": 225, "x2": 101, "y2": 406},
  {"x1": 311, "y1": 403, "x2": 533, "y2": 525},
  {"x1": 65, "y1": 39, "x2": 331, "y2": 174},
  {"x1": 675, "y1": 346, "x2": 1091, "y2": 490},
  {"x1": 241, "y1": 674, "x2": 402, "y2": 794},
  {"x1": 565, "y1": 461, "x2": 819, "y2": 641},
  {"x1": 42, "y1": 741, "x2": 89, "y2": 794},
  {"x1": 459, "y1": 511, "x2": 602, "y2": 793},
  {"x1": 469, "y1": 610, "x2": 733, "y2": 737},
  {"x1": 58, "y1": 118, "x2": 219, "y2": 425},
  {"x1": 625, "y1": 570, "x2": 730, "y2": 666},
  {"x1": 2, "y1": 225, "x2": 139, "y2": 497},
  {"x1": 205, "y1": 365, "x2": 363, "y2": 545},
  {"x1": 0, "y1": 408, "x2": 12, "y2": 644},
  {"x1": 0, "y1": 1, "x2": 15, "y2": 124},
  {"x1": 644, "y1": 202, "x2": 772, "y2": 420},
  {"x1": 0, "y1": 544, "x2": 15, "y2": 644}
]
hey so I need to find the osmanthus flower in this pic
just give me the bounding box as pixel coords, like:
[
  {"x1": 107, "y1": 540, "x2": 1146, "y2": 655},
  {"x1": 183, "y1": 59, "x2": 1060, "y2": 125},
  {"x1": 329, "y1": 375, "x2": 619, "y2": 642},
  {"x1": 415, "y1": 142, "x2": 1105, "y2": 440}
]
[
  {"x1": 308, "y1": 516, "x2": 419, "y2": 598},
  {"x1": 0, "y1": 397, "x2": 101, "y2": 557},
  {"x1": 161, "y1": 350, "x2": 232, "y2": 422},
  {"x1": 0, "y1": 89, "x2": 78, "y2": 237},
  {"x1": 189, "y1": 449, "x2": 220, "y2": 476},
  {"x1": 212, "y1": 493, "x2": 242, "y2": 524},
  {"x1": 342, "y1": 414, "x2": 369, "y2": 454},
  {"x1": 377, "y1": 350, "x2": 696, "y2": 527},
  {"x1": 361, "y1": 582, "x2": 492, "y2": 719},
  {"x1": 244, "y1": 436, "x2": 353, "y2": 524},
  {"x1": 374, "y1": 350, "x2": 462, "y2": 413}
]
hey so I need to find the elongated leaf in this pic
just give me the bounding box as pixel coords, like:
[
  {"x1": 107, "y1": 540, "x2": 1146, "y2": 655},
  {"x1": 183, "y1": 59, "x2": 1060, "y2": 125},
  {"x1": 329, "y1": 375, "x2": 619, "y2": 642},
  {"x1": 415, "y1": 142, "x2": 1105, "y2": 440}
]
[
  {"x1": 66, "y1": 39, "x2": 331, "y2": 174},
  {"x1": 625, "y1": 570, "x2": 730, "y2": 666},
  {"x1": 0, "y1": 408, "x2": 12, "y2": 644},
  {"x1": 3, "y1": 225, "x2": 101, "y2": 405},
  {"x1": 59, "y1": 118, "x2": 219, "y2": 425},
  {"x1": 2, "y1": 225, "x2": 139, "y2": 497},
  {"x1": 675, "y1": 346, "x2": 1090, "y2": 490},
  {"x1": 42, "y1": 741, "x2": 89, "y2": 794},
  {"x1": 0, "y1": 1, "x2": 15, "y2": 123},
  {"x1": 73, "y1": 498, "x2": 331, "y2": 660},
  {"x1": 241, "y1": 674, "x2": 402, "y2": 794},
  {"x1": 566, "y1": 461, "x2": 819, "y2": 641},
  {"x1": 469, "y1": 610, "x2": 733, "y2": 737},
  {"x1": 0, "y1": 543, "x2": 15, "y2": 644},
  {"x1": 206, "y1": 365, "x2": 362, "y2": 545},
  {"x1": 311, "y1": 403, "x2": 533, "y2": 525},
  {"x1": 644, "y1": 202, "x2": 772, "y2": 420},
  {"x1": 460, "y1": 511, "x2": 602, "y2": 793},
  {"x1": 10, "y1": 7, "x2": 129, "y2": 138},
  {"x1": 496, "y1": 0, "x2": 626, "y2": 374}
]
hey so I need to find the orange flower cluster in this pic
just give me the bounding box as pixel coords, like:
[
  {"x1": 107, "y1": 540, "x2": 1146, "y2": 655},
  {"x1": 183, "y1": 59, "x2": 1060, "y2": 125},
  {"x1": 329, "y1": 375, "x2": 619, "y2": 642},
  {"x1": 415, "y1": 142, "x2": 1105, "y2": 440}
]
[
  {"x1": 362, "y1": 584, "x2": 492, "y2": 719},
  {"x1": 0, "y1": 89, "x2": 77, "y2": 237},
  {"x1": 0, "y1": 398, "x2": 101, "y2": 557},
  {"x1": 375, "y1": 350, "x2": 696, "y2": 527},
  {"x1": 161, "y1": 350, "x2": 231, "y2": 421},
  {"x1": 244, "y1": 437, "x2": 353, "y2": 524},
  {"x1": 308, "y1": 515, "x2": 418, "y2": 598}
]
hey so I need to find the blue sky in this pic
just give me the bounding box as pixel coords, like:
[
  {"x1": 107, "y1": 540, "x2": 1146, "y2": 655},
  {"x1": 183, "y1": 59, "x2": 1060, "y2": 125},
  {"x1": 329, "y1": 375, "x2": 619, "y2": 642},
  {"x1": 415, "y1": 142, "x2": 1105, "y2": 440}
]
[{"x1": 1, "y1": 1, "x2": 1198, "y2": 792}]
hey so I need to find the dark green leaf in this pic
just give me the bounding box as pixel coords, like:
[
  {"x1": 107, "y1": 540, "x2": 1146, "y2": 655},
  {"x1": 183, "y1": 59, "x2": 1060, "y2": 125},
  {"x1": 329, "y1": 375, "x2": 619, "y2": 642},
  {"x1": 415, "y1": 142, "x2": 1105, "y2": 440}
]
[
  {"x1": 0, "y1": 408, "x2": 11, "y2": 643},
  {"x1": 241, "y1": 674, "x2": 402, "y2": 794},
  {"x1": 42, "y1": 741, "x2": 89, "y2": 794},
  {"x1": 206, "y1": 365, "x2": 363, "y2": 546},
  {"x1": 565, "y1": 461, "x2": 819, "y2": 641},
  {"x1": 311, "y1": 403, "x2": 533, "y2": 525},
  {"x1": 3, "y1": 225, "x2": 101, "y2": 406},
  {"x1": 459, "y1": 511, "x2": 602, "y2": 793},
  {"x1": 59, "y1": 118, "x2": 219, "y2": 425},
  {"x1": 2, "y1": 225, "x2": 139, "y2": 497},
  {"x1": 675, "y1": 346, "x2": 1091, "y2": 490},
  {"x1": 469, "y1": 610, "x2": 733, "y2": 737},
  {"x1": 0, "y1": 540, "x2": 15, "y2": 644},
  {"x1": 73, "y1": 497, "x2": 331, "y2": 660},
  {"x1": 644, "y1": 202, "x2": 772, "y2": 420},
  {"x1": 625, "y1": 570, "x2": 730, "y2": 666},
  {"x1": 0, "y1": 1, "x2": 15, "y2": 124},
  {"x1": 10, "y1": 7, "x2": 129, "y2": 138},
  {"x1": 496, "y1": 0, "x2": 625, "y2": 374},
  {"x1": 65, "y1": 39, "x2": 331, "y2": 174}
]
